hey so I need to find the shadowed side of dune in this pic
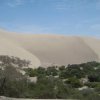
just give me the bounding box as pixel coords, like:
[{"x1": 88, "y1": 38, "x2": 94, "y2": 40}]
[{"x1": 14, "y1": 34, "x2": 100, "y2": 66}]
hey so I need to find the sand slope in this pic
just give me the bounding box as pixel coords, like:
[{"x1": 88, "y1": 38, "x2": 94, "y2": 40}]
[
  {"x1": 0, "y1": 29, "x2": 100, "y2": 67},
  {"x1": 0, "y1": 30, "x2": 41, "y2": 68}
]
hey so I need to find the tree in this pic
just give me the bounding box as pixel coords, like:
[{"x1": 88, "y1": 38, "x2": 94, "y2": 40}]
[
  {"x1": 46, "y1": 67, "x2": 58, "y2": 76},
  {"x1": 0, "y1": 65, "x2": 28, "y2": 97},
  {"x1": 66, "y1": 77, "x2": 82, "y2": 88},
  {"x1": 33, "y1": 76, "x2": 56, "y2": 99}
]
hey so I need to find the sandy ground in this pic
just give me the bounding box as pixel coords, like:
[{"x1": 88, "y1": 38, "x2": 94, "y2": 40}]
[
  {"x1": 0, "y1": 29, "x2": 100, "y2": 68},
  {"x1": 0, "y1": 96, "x2": 73, "y2": 100}
]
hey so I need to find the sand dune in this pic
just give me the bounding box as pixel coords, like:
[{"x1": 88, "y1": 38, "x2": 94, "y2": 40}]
[
  {"x1": 0, "y1": 29, "x2": 100, "y2": 68},
  {"x1": 0, "y1": 30, "x2": 41, "y2": 68}
]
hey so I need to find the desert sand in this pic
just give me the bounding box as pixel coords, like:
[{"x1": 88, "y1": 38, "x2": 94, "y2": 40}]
[
  {"x1": 0, "y1": 96, "x2": 71, "y2": 100},
  {"x1": 0, "y1": 29, "x2": 100, "y2": 68}
]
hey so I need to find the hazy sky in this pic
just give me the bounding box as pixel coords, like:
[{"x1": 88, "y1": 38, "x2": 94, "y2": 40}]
[{"x1": 0, "y1": 0, "x2": 100, "y2": 36}]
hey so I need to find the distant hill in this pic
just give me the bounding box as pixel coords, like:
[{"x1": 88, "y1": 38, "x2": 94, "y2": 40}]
[{"x1": 0, "y1": 29, "x2": 100, "y2": 68}]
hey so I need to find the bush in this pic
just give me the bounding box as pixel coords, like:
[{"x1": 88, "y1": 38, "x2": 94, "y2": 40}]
[
  {"x1": 46, "y1": 67, "x2": 58, "y2": 76},
  {"x1": 24, "y1": 68, "x2": 37, "y2": 77},
  {"x1": 66, "y1": 77, "x2": 83, "y2": 88}
]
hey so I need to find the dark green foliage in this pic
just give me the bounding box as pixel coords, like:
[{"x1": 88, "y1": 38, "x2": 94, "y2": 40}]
[
  {"x1": 32, "y1": 76, "x2": 56, "y2": 99},
  {"x1": 54, "y1": 80, "x2": 74, "y2": 99},
  {"x1": 24, "y1": 68, "x2": 37, "y2": 77},
  {"x1": 88, "y1": 74, "x2": 100, "y2": 82},
  {"x1": 59, "y1": 65, "x2": 66, "y2": 71},
  {"x1": 85, "y1": 82, "x2": 100, "y2": 88},
  {"x1": 46, "y1": 66, "x2": 58, "y2": 76},
  {"x1": 36, "y1": 67, "x2": 46, "y2": 75},
  {"x1": 80, "y1": 89, "x2": 100, "y2": 100},
  {"x1": 0, "y1": 65, "x2": 28, "y2": 98},
  {"x1": 65, "y1": 77, "x2": 82, "y2": 88},
  {"x1": 0, "y1": 55, "x2": 100, "y2": 99}
]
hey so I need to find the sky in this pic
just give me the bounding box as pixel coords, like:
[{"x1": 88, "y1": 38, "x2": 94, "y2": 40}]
[{"x1": 0, "y1": 0, "x2": 100, "y2": 36}]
